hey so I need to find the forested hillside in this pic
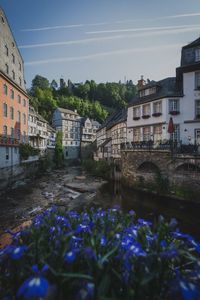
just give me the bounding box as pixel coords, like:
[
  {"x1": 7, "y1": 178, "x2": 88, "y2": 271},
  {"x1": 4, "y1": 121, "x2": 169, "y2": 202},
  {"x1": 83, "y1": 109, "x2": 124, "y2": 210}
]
[{"x1": 29, "y1": 75, "x2": 136, "y2": 123}]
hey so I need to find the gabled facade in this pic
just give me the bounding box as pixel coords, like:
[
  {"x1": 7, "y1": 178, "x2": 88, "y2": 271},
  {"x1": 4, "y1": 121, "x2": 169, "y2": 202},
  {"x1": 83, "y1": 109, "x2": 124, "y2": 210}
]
[
  {"x1": 95, "y1": 109, "x2": 127, "y2": 160},
  {"x1": 52, "y1": 107, "x2": 81, "y2": 159},
  {"x1": 28, "y1": 106, "x2": 55, "y2": 153}
]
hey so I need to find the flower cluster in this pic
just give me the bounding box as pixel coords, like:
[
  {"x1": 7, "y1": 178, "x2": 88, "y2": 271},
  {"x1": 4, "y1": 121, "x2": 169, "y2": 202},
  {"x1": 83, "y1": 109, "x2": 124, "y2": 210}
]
[{"x1": 0, "y1": 206, "x2": 200, "y2": 300}]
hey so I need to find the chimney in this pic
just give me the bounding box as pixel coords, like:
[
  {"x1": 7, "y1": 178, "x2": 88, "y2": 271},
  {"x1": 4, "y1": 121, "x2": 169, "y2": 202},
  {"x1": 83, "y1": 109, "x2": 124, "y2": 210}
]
[{"x1": 137, "y1": 75, "x2": 146, "y2": 90}]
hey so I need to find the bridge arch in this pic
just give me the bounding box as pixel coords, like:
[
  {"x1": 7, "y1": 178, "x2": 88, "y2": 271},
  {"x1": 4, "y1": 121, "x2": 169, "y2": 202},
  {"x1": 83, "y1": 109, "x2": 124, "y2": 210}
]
[
  {"x1": 175, "y1": 163, "x2": 200, "y2": 173},
  {"x1": 137, "y1": 161, "x2": 160, "y2": 173}
]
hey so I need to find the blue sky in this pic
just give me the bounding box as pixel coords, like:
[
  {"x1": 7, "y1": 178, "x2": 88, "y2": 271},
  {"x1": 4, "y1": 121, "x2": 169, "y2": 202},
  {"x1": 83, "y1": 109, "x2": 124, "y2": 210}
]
[{"x1": 1, "y1": 0, "x2": 200, "y2": 88}]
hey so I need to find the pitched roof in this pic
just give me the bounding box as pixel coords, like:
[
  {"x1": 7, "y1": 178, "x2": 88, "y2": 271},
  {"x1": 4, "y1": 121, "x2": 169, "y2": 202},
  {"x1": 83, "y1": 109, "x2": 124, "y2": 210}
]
[
  {"x1": 182, "y1": 37, "x2": 200, "y2": 49},
  {"x1": 106, "y1": 108, "x2": 127, "y2": 130},
  {"x1": 129, "y1": 77, "x2": 182, "y2": 107},
  {"x1": 57, "y1": 107, "x2": 79, "y2": 115}
]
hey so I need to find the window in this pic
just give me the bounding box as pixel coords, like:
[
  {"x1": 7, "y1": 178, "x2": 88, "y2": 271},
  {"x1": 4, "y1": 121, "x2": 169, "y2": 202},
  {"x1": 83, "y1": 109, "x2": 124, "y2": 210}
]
[
  {"x1": 169, "y1": 99, "x2": 180, "y2": 113},
  {"x1": 3, "y1": 84, "x2": 7, "y2": 95},
  {"x1": 171, "y1": 124, "x2": 180, "y2": 142},
  {"x1": 12, "y1": 42, "x2": 15, "y2": 48},
  {"x1": 18, "y1": 95, "x2": 21, "y2": 103},
  {"x1": 5, "y1": 63, "x2": 9, "y2": 74},
  {"x1": 6, "y1": 147, "x2": 9, "y2": 160},
  {"x1": 3, "y1": 125, "x2": 7, "y2": 136},
  {"x1": 10, "y1": 107, "x2": 14, "y2": 119},
  {"x1": 11, "y1": 127, "x2": 14, "y2": 138},
  {"x1": 153, "y1": 125, "x2": 162, "y2": 142},
  {"x1": 195, "y1": 48, "x2": 200, "y2": 62},
  {"x1": 19, "y1": 77, "x2": 22, "y2": 86},
  {"x1": 10, "y1": 89, "x2": 14, "y2": 99},
  {"x1": 23, "y1": 99, "x2": 26, "y2": 107},
  {"x1": 12, "y1": 54, "x2": 15, "y2": 64},
  {"x1": 3, "y1": 103, "x2": 7, "y2": 117},
  {"x1": 139, "y1": 90, "x2": 145, "y2": 97},
  {"x1": 143, "y1": 127, "x2": 151, "y2": 141},
  {"x1": 19, "y1": 62, "x2": 22, "y2": 71},
  {"x1": 5, "y1": 44, "x2": 8, "y2": 56},
  {"x1": 133, "y1": 106, "x2": 140, "y2": 119},
  {"x1": 142, "y1": 104, "x2": 151, "y2": 116},
  {"x1": 133, "y1": 128, "x2": 141, "y2": 142},
  {"x1": 195, "y1": 72, "x2": 200, "y2": 89},
  {"x1": 153, "y1": 101, "x2": 162, "y2": 114},
  {"x1": 23, "y1": 113, "x2": 26, "y2": 125},
  {"x1": 149, "y1": 87, "x2": 156, "y2": 94},
  {"x1": 12, "y1": 70, "x2": 15, "y2": 80},
  {"x1": 17, "y1": 129, "x2": 21, "y2": 140},
  {"x1": 17, "y1": 111, "x2": 21, "y2": 123},
  {"x1": 195, "y1": 100, "x2": 200, "y2": 118}
]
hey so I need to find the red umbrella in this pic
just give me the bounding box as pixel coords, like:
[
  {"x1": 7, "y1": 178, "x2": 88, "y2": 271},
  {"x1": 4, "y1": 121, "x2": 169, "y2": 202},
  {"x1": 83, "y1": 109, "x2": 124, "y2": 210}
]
[{"x1": 168, "y1": 117, "x2": 174, "y2": 134}]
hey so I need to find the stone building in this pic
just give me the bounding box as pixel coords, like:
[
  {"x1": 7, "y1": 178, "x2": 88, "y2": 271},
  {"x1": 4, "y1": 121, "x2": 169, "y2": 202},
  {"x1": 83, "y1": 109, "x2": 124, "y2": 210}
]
[
  {"x1": 0, "y1": 7, "x2": 29, "y2": 168},
  {"x1": 52, "y1": 107, "x2": 81, "y2": 159},
  {"x1": 127, "y1": 37, "x2": 200, "y2": 146}
]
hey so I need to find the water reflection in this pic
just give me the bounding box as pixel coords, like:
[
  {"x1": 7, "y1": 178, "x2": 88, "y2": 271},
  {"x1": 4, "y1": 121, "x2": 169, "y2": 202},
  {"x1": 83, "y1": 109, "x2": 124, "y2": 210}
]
[{"x1": 96, "y1": 181, "x2": 200, "y2": 239}]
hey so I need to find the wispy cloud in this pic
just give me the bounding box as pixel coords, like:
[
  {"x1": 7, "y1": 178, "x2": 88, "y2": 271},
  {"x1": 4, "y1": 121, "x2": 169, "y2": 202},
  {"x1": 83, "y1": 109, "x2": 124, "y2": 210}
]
[
  {"x1": 157, "y1": 13, "x2": 200, "y2": 20},
  {"x1": 21, "y1": 13, "x2": 200, "y2": 32},
  {"x1": 86, "y1": 24, "x2": 200, "y2": 35},
  {"x1": 19, "y1": 25, "x2": 200, "y2": 49},
  {"x1": 25, "y1": 43, "x2": 181, "y2": 66},
  {"x1": 21, "y1": 22, "x2": 112, "y2": 32}
]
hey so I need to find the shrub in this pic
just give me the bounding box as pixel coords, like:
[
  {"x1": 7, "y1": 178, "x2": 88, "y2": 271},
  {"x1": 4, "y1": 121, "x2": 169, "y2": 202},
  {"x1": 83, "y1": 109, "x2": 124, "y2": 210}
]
[
  {"x1": 0, "y1": 207, "x2": 200, "y2": 300},
  {"x1": 19, "y1": 144, "x2": 40, "y2": 160},
  {"x1": 82, "y1": 159, "x2": 112, "y2": 179}
]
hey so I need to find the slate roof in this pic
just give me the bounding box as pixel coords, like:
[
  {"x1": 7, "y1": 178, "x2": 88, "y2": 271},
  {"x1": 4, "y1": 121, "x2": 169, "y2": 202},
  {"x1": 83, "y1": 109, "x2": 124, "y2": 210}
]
[
  {"x1": 57, "y1": 107, "x2": 79, "y2": 116},
  {"x1": 106, "y1": 108, "x2": 127, "y2": 130},
  {"x1": 182, "y1": 37, "x2": 200, "y2": 50},
  {"x1": 97, "y1": 109, "x2": 127, "y2": 132},
  {"x1": 129, "y1": 77, "x2": 183, "y2": 107}
]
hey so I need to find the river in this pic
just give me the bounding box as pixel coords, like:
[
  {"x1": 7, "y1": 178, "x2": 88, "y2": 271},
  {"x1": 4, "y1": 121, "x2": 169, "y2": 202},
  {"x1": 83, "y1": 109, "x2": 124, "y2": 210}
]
[{"x1": 0, "y1": 167, "x2": 200, "y2": 242}]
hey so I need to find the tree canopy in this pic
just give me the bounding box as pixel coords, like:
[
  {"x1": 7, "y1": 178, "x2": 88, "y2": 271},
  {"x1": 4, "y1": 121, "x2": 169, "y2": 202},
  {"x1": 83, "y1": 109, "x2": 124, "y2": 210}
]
[{"x1": 29, "y1": 75, "x2": 136, "y2": 124}]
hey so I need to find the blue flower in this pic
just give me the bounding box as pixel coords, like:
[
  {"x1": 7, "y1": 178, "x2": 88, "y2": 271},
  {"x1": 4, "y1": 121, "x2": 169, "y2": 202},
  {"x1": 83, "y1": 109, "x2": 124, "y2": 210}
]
[
  {"x1": 84, "y1": 247, "x2": 96, "y2": 260},
  {"x1": 129, "y1": 242, "x2": 147, "y2": 257},
  {"x1": 17, "y1": 276, "x2": 49, "y2": 300},
  {"x1": 75, "y1": 224, "x2": 91, "y2": 234},
  {"x1": 11, "y1": 245, "x2": 27, "y2": 260},
  {"x1": 138, "y1": 218, "x2": 152, "y2": 226},
  {"x1": 64, "y1": 250, "x2": 76, "y2": 263},
  {"x1": 100, "y1": 236, "x2": 107, "y2": 246},
  {"x1": 180, "y1": 280, "x2": 200, "y2": 300}
]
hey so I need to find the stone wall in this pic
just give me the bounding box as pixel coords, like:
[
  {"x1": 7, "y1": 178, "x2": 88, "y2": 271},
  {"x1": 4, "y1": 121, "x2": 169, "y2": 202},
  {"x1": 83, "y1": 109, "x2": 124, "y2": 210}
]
[
  {"x1": 0, "y1": 160, "x2": 40, "y2": 190},
  {"x1": 121, "y1": 150, "x2": 200, "y2": 191}
]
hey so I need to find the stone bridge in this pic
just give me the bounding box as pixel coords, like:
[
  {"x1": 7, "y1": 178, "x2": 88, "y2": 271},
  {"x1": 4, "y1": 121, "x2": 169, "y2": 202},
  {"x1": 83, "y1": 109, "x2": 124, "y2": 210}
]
[{"x1": 120, "y1": 150, "x2": 200, "y2": 190}]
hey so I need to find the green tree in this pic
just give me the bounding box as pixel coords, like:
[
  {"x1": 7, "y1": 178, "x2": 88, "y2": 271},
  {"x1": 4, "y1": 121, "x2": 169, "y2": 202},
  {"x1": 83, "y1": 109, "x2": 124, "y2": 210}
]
[
  {"x1": 31, "y1": 75, "x2": 50, "y2": 95},
  {"x1": 54, "y1": 131, "x2": 64, "y2": 168}
]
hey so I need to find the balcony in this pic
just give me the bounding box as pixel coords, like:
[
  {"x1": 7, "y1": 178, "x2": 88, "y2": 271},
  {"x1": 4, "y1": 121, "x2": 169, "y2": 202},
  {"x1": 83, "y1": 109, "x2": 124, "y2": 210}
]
[
  {"x1": 0, "y1": 135, "x2": 19, "y2": 146},
  {"x1": 121, "y1": 141, "x2": 199, "y2": 155}
]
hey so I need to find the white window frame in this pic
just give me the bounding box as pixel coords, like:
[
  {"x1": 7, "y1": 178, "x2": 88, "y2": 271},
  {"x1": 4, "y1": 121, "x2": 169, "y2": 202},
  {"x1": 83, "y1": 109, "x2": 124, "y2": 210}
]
[
  {"x1": 169, "y1": 99, "x2": 180, "y2": 112},
  {"x1": 133, "y1": 106, "x2": 140, "y2": 118}
]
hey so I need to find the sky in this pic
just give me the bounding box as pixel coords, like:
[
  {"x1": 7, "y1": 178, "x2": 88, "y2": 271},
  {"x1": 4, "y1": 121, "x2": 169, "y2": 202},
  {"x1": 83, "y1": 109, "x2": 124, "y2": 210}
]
[{"x1": 1, "y1": 0, "x2": 200, "y2": 88}]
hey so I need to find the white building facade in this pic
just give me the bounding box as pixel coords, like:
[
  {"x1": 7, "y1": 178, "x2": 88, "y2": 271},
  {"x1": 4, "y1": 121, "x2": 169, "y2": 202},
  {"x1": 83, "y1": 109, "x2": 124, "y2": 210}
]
[{"x1": 127, "y1": 37, "x2": 200, "y2": 147}]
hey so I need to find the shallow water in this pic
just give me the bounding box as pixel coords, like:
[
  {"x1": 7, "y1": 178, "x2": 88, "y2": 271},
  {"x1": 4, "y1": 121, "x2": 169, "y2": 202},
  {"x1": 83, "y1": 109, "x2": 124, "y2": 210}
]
[{"x1": 95, "y1": 181, "x2": 200, "y2": 239}]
